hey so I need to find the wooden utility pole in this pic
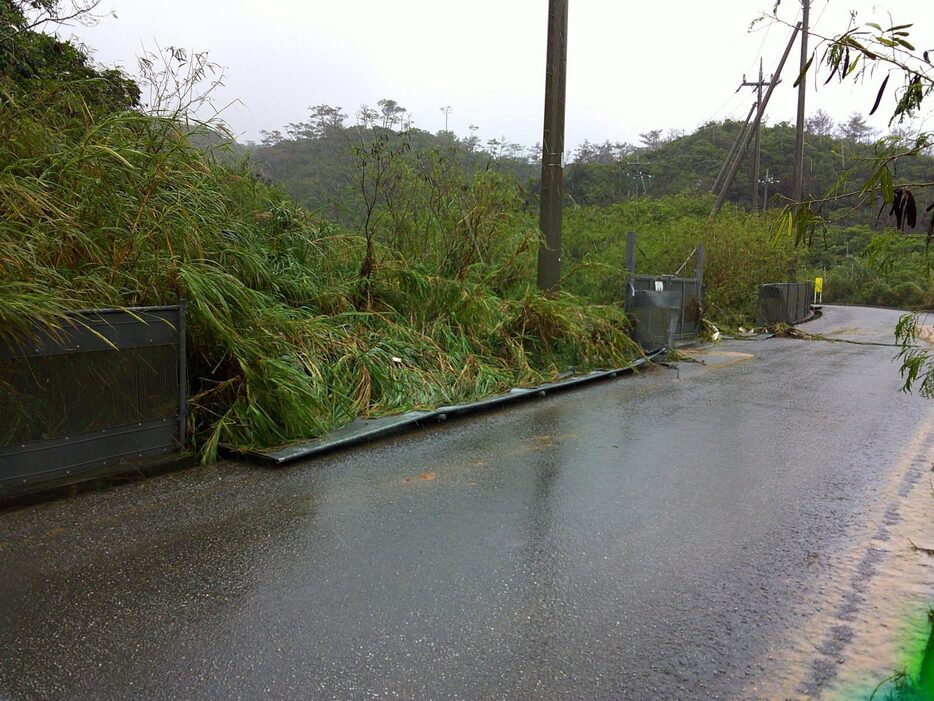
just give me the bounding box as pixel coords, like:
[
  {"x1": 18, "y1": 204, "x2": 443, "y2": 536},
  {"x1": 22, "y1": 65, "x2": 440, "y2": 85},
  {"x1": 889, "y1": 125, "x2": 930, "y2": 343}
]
[
  {"x1": 711, "y1": 22, "x2": 801, "y2": 217},
  {"x1": 740, "y1": 59, "x2": 771, "y2": 210},
  {"x1": 537, "y1": 0, "x2": 568, "y2": 292},
  {"x1": 792, "y1": 0, "x2": 810, "y2": 202}
]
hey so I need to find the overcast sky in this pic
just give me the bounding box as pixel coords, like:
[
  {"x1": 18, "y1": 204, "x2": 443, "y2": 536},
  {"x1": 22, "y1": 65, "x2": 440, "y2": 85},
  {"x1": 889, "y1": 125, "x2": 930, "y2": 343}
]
[{"x1": 63, "y1": 1, "x2": 934, "y2": 149}]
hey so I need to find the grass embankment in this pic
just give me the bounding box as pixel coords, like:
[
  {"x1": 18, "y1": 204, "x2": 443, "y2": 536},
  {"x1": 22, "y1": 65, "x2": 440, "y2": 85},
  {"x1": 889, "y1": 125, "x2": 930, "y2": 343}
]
[{"x1": 0, "y1": 70, "x2": 640, "y2": 461}]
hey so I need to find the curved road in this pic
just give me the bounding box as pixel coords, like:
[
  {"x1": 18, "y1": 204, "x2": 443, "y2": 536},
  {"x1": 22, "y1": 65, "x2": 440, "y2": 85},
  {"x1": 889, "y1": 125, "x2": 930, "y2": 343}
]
[{"x1": 1, "y1": 305, "x2": 932, "y2": 700}]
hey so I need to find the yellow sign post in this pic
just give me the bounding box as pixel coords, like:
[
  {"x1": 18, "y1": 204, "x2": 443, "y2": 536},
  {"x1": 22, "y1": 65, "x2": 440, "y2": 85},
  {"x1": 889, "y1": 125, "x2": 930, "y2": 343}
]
[{"x1": 814, "y1": 277, "x2": 823, "y2": 303}]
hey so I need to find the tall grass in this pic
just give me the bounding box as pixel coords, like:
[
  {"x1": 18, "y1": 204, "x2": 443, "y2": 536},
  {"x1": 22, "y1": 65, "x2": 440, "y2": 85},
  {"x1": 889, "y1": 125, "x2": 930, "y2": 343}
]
[{"x1": 0, "y1": 79, "x2": 640, "y2": 461}]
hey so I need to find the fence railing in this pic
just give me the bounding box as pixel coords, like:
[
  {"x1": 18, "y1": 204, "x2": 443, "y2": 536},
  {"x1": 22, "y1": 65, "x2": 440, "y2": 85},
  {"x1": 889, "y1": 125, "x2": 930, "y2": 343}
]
[
  {"x1": 755, "y1": 283, "x2": 814, "y2": 326},
  {"x1": 0, "y1": 304, "x2": 187, "y2": 495}
]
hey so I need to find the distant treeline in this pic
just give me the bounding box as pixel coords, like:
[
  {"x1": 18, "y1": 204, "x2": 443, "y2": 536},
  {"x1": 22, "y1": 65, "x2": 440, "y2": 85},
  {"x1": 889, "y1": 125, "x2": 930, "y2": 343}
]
[{"x1": 246, "y1": 103, "x2": 934, "y2": 230}]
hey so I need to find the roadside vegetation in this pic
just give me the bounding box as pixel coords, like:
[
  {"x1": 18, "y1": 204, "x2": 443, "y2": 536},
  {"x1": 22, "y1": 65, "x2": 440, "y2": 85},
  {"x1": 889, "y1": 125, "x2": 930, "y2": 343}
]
[
  {"x1": 0, "y1": 2, "x2": 641, "y2": 461},
  {"x1": 5, "y1": 1, "x2": 934, "y2": 463}
]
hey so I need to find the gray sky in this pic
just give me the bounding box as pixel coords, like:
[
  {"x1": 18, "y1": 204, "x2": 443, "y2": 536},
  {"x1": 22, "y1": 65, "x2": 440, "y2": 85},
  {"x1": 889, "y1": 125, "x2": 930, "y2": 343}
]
[{"x1": 64, "y1": 1, "x2": 934, "y2": 148}]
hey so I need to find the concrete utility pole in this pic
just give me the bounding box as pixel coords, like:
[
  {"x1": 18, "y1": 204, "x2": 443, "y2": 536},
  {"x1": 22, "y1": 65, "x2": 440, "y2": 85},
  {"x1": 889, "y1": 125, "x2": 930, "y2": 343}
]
[
  {"x1": 711, "y1": 22, "x2": 801, "y2": 217},
  {"x1": 740, "y1": 59, "x2": 771, "y2": 210},
  {"x1": 792, "y1": 0, "x2": 810, "y2": 202},
  {"x1": 537, "y1": 0, "x2": 568, "y2": 293}
]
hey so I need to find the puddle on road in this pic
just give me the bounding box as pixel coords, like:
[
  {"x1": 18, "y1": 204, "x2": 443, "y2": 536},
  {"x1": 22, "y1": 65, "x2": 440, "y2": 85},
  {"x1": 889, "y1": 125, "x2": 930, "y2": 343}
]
[
  {"x1": 398, "y1": 433, "x2": 579, "y2": 488},
  {"x1": 676, "y1": 348, "x2": 755, "y2": 373},
  {"x1": 744, "y1": 416, "x2": 934, "y2": 700}
]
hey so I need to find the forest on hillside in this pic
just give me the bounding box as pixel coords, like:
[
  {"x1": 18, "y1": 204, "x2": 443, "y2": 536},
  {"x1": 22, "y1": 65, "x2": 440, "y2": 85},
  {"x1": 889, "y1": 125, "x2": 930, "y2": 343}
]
[{"x1": 248, "y1": 103, "x2": 934, "y2": 230}]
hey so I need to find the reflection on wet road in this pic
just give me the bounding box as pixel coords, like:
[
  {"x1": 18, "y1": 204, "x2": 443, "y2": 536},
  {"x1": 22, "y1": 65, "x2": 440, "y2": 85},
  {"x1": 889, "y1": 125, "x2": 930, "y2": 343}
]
[{"x1": 1, "y1": 306, "x2": 932, "y2": 700}]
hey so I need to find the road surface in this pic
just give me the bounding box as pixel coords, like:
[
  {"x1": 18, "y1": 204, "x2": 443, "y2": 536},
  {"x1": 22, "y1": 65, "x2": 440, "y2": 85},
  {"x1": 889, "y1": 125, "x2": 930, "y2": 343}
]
[{"x1": 1, "y1": 305, "x2": 932, "y2": 700}]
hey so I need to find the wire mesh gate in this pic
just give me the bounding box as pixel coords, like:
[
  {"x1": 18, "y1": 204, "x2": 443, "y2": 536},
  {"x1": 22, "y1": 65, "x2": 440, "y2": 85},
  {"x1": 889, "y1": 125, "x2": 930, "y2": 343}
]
[
  {"x1": 623, "y1": 233, "x2": 705, "y2": 350},
  {"x1": 0, "y1": 305, "x2": 187, "y2": 495}
]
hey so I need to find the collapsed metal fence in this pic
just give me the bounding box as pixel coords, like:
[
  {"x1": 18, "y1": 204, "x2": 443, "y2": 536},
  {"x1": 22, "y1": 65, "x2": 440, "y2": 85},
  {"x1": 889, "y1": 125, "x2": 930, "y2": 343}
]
[
  {"x1": 629, "y1": 276, "x2": 703, "y2": 346},
  {"x1": 755, "y1": 283, "x2": 814, "y2": 326},
  {"x1": 624, "y1": 233, "x2": 705, "y2": 350},
  {"x1": 0, "y1": 305, "x2": 187, "y2": 495}
]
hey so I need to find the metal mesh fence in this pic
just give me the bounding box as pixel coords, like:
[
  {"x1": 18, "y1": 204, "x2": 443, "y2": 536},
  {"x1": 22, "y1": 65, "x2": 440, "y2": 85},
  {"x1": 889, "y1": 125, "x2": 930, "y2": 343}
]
[
  {"x1": 628, "y1": 276, "x2": 703, "y2": 345},
  {"x1": 755, "y1": 283, "x2": 814, "y2": 326},
  {"x1": 0, "y1": 306, "x2": 186, "y2": 491}
]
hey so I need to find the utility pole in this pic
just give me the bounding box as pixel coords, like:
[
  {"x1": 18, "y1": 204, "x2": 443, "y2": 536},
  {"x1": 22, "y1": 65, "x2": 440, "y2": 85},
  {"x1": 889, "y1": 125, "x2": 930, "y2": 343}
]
[
  {"x1": 628, "y1": 160, "x2": 651, "y2": 197},
  {"x1": 537, "y1": 0, "x2": 568, "y2": 293},
  {"x1": 792, "y1": 0, "x2": 810, "y2": 202},
  {"x1": 711, "y1": 102, "x2": 757, "y2": 195},
  {"x1": 712, "y1": 22, "x2": 801, "y2": 217},
  {"x1": 760, "y1": 168, "x2": 780, "y2": 210},
  {"x1": 740, "y1": 59, "x2": 772, "y2": 210}
]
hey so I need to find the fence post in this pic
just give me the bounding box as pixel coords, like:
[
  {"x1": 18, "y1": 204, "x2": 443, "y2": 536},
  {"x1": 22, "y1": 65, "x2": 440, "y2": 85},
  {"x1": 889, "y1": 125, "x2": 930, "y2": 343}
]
[
  {"x1": 695, "y1": 244, "x2": 705, "y2": 328},
  {"x1": 178, "y1": 299, "x2": 187, "y2": 451},
  {"x1": 625, "y1": 232, "x2": 636, "y2": 310},
  {"x1": 679, "y1": 280, "x2": 686, "y2": 340}
]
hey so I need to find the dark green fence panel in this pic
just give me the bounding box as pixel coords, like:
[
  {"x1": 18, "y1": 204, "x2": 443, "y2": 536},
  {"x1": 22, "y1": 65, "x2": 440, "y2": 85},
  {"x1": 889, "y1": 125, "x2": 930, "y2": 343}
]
[
  {"x1": 627, "y1": 276, "x2": 703, "y2": 348},
  {"x1": 755, "y1": 283, "x2": 814, "y2": 326},
  {"x1": 0, "y1": 305, "x2": 186, "y2": 495}
]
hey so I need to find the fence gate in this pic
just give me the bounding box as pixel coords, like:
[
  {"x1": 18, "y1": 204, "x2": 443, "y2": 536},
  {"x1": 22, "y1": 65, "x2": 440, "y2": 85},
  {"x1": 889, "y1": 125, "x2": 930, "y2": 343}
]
[
  {"x1": 0, "y1": 305, "x2": 187, "y2": 495},
  {"x1": 623, "y1": 232, "x2": 705, "y2": 349}
]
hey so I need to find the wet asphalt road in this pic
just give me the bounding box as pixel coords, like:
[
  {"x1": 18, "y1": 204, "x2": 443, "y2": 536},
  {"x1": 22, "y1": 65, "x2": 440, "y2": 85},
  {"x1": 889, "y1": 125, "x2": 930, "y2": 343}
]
[{"x1": 1, "y1": 305, "x2": 932, "y2": 700}]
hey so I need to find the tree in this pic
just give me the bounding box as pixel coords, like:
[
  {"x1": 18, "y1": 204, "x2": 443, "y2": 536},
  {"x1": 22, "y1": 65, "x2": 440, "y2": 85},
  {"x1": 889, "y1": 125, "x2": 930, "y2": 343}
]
[
  {"x1": 837, "y1": 111, "x2": 876, "y2": 143},
  {"x1": 1, "y1": 1, "x2": 139, "y2": 112},
  {"x1": 465, "y1": 124, "x2": 480, "y2": 152},
  {"x1": 775, "y1": 14, "x2": 934, "y2": 244},
  {"x1": 1, "y1": 0, "x2": 103, "y2": 41},
  {"x1": 356, "y1": 103, "x2": 378, "y2": 128},
  {"x1": 805, "y1": 109, "x2": 834, "y2": 136},
  {"x1": 260, "y1": 129, "x2": 284, "y2": 146},
  {"x1": 765, "y1": 10, "x2": 934, "y2": 394},
  {"x1": 639, "y1": 129, "x2": 663, "y2": 151},
  {"x1": 377, "y1": 98, "x2": 406, "y2": 130},
  {"x1": 574, "y1": 139, "x2": 597, "y2": 164},
  {"x1": 439, "y1": 105, "x2": 452, "y2": 132},
  {"x1": 307, "y1": 104, "x2": 347, "y2": 136}
]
